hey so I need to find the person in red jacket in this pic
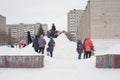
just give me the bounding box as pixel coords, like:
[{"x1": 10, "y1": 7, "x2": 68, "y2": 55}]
[{"x1": 84, "y1": 36, "x2": 94, "y2": 58}]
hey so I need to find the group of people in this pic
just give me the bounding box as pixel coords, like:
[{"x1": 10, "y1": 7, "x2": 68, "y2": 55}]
[
  {"x1": 76, "y1": 36, "x2": 95, "y2": 60},
  {"x1": 17, "y1": 31, "x2": 33, "y2": 48},
  {"x1": 32, "y1": 35, "x2": 55, "y2": 57},
  {"x1": 17, "y1": 23, "x2": 95, "y2": 59},
  {"x1": 46, "y1": 23, "x2": 60, "y2": 38}
]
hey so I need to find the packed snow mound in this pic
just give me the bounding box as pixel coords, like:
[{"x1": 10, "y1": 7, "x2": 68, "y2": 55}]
[
  {"x1": 0, "y1": 43, "x2": 40, "y2": 55},
  {"x1": 93, "y1": 39, "x2": 120, "y2": 55},
  {"x1": 0, "y1": 33, "x2": 75, "y2": 56},
  {"x1": 56, "y1": 33, "x2": 70, "y2": 42},
  {"x1": 106, "y1": 44, "x2": 120, "y2": 55},
  {"x1": 53, "y1": 33, "x2": 77, "y2": 59}
]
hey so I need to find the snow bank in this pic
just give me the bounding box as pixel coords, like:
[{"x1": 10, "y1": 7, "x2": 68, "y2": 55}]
[
  {"x1": 0, "y1": 43, "x2": 39, "y2": 55},
  {"x1": 53, "y1": 33, "x2": 77, "y2": 59},
  {"x1": 93, "y1": 39, "x2": 120, "y2": 55},
  {"x1": 106, "y1": 44, "x2": 120, "y2": 54}
]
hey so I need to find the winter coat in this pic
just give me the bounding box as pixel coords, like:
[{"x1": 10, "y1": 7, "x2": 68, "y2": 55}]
[
  {"x1": 38, "y1": 37, "x2": 46, "y2": 47},
  {"x1": 47, "y1": 31, "x2": 51, "y2": 38},
  {"x1": 33, "y1": 38, "x2": 39, "y2": 50},
  {"x1": 76, "y1": 40, "x2": 83, "y2": 54},
  {"x1": 51, "y1": 24, "x2": 56, "y2": 32},
  {"x1": 27, "y1": 31, "x2": 32, "y2": 44},
  {"x1": 48, "y1": 38, "x2": 55, "y2": 52},
  {"x1": 20, "y1": 38, "x2": 27, "y2": 46},
  {"x1": 84, "y1": 37, "x2": 93, "y2": 51}
]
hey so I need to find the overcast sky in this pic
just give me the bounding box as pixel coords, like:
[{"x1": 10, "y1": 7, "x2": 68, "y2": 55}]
[{"x1": 0, "y1": 0, "x2": 88, "y2": 30}]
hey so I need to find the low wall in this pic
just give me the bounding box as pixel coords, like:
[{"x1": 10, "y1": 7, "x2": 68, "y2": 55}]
[
  {"x1": 0, "y1": 55, "x2": 44, "y2": 68},
  {"x1": 96, "y1": 54, "x2": 120, "y2": 68}
]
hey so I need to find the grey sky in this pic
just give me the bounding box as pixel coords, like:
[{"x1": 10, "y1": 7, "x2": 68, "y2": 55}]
[{"x1": 0, "y1": 0, "x2": 88, "y2": 30}]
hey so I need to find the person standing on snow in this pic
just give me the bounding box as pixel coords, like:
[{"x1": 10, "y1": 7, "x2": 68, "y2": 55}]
[
  {"x1": 51, "y1": 23, "x2": 56, "y2": 32},
  {"x1": 84, "y1": 36, "x2": 94, "y2": 58},
  {"x1": 20, "y1": 37, "x2": 27, "y2": 48},
  {"x1": 76, "y1": 40, "x2": 83, "y2": 59},
  {"x1": 51, "y1": 23, "x2": 56, "y2": 38},
  {"x1": 27, "y1": 31, "x2": 32, "y2": 44},
  {"x1": 83, "y1": 38, "x2": 87, "y2": 59},
  {"x1": 48, "y1": 37, "x2": 55, "y2": 57},
  {"x1": 38, "y1": 35, "x2": 46, "y2": 54},
  {"x1": 32, "y1": 35, "x2": 39, "y2": 53}
]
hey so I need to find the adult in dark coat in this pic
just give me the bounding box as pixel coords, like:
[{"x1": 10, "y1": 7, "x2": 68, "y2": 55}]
[
  {"x1": 51, "y1": 23, "x2": 56, "y2": 32},
  {"x1": 51, "y1": 23, "x2": 56, "y2": 38},
  {"x1": 76, "y1": 40, "x2": 83, "y2": 59},
  {"x1": 48, "y1": 37, "x2": 55, "y2": 57},
  {"x1": 27, "y1": 31, "x2": 32, "y2": 44},
  {"x1": 32, "y1": 35, "x2": 39, "y2": 52},
  {"x1": 83, "y1": 38, "x2": 87, "y2": 59}
]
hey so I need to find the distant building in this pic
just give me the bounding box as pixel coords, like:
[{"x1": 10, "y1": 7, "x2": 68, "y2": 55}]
[
  {"x1": 0, "y1": 14, "x2": 7, "y2": 45},
  {"x1": 78, "y1": 0, "x2": 120, "y2": 40},
  {"x1": 7, "y1": 23, "x2": 48, "y2": 43},
  {"x1": 67, "y1": 9, "x2": 84, "y2": 41},
  {"x1": 0, "y1": 14, "x2": 6, "y2": 34}
]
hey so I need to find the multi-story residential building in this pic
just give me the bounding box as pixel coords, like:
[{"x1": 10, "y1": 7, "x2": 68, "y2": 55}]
[
  {"x1": 0, "y1": 14, "x2": 6, "y2": 34},
  {"x1": 78, "y1": 0, "x2": 120, "y2": 41},
  {"x1": 67, "y1": 9, "x2": 84, "y2": 41},
  {"x1": 7, "y1": 24, "x2": 19, "y2": 43},
  {"x1": 7, "y1": 23, "x2": 48, "y2": 43},
  {"x1": 0, "y1": 14, "x2": 7, "y2": 44}
]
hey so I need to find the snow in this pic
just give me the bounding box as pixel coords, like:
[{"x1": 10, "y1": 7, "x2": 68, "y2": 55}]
[
  {"x1": 0, "y1": 44, "x2": 40, "y2": 56},
  {"x1": 93, "y1": 39, "x2": 120, "y2": 55},
  {"x1": 0, "y1": 33, "x2": 120, "y2": 80}
]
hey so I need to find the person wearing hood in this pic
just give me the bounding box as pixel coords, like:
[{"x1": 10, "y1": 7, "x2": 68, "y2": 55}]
[
  {"x1": 20, "y1": 37, "x2": 27, "y2": 48},
  {"x1": 84, "y1": 36, "x2": 94, "y2": 58},
  {"x1": 38, "y1": 35, "x2": 46, "y2": 54},
  {"x1": 51, "y1": 23, "x2": 56, "y2": 38},
  {"x1": 51, "y1": 23, "x2": 56, "y2": 32},
  {"x1": 32, "y1": 35, "x2": 39, "y2": 52},
  {"x1": 76, "y1": 40, "x2": 83, "y2": 59},
  {"x1": 48, "y1": 37, "x2": 55, "y2": 57}
]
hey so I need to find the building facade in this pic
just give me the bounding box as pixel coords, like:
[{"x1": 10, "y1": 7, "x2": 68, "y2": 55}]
[
  {"x1": 7, "y1": 23, "x2": 48, "y2": 43},
  {"x1": 0, "y1": 14, "x2": 7, "y2": 45},
  {"x1": 0, "y1": 14, "x2": 6, "y2": 32},
  {"x1": 67, "y1": 9, "x2": 84, "y2": 41},
  {"x1": 78, "y1": 0, "x2": 120, "y2": 41}
]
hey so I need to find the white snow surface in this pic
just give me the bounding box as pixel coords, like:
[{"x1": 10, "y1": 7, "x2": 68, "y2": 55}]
[{"x1": 0, "y1": 33, "x2": 120, "y2": 80}]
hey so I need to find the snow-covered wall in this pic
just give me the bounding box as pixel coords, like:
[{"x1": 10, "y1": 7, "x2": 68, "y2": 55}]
[{"x1": 0, "y1": 55, "x2": 44, "y2": 68}]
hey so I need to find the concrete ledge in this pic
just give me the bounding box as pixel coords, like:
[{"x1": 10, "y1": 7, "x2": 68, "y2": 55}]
[
  {"x1": 0, "y1": 55, "x2": 44, "y2": 68},
  {"x1": 96, "y1": 54, "x2": 120, "y2": 68}
]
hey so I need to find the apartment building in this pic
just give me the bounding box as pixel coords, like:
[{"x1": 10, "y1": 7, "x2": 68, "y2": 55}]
[
  {"x1": 7, "y1": 24, "x2": 19, "y2": 41},
  {"x1": 78, "y1": 0, "x2": 120, "y2": 40},
  {"x1": 7, "y1": 23, "x2": 48, "y2": 43},
  {"x1": 67, "y1": 9, "x2": 84, "y2": 41},
  {"x1": 0, "y1": 14, "x2": 7, "y2": 44},
  {"x1": 0, "y1": 14, "x2": 6, "y2": 34}
]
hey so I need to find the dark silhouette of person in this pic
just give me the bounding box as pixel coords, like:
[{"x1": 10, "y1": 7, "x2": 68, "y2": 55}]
[{"x1": 27, "y1": 31, "x2": 32, "y2": 44}]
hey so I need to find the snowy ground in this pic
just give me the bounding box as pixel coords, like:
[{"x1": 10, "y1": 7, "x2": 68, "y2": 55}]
[{"x1": 0, "y1": 33, "x2": 120, "y2": 80}]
